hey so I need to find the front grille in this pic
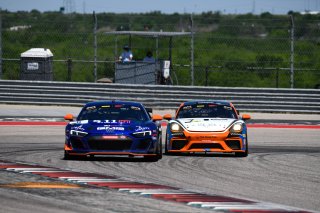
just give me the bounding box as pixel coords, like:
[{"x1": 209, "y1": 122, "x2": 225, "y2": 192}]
[
  {"x1": 225, "y1": 140, "x2": 241, "y2": 150},
  {"x1": 189, "y1": 143, "x2": 223, "y2": 150},
  {"x1": 171, "y1": 140, "x2": 188, "y2": 150},
  {"x1": 136, "y1": 138, "x2": 152, "y2": 149},
  {"x1": 70, "y1": 138, "x2": 85, "y2": 149},
  {"x1": 87, "y1": 138, "x2": 132, "y2": 151}
]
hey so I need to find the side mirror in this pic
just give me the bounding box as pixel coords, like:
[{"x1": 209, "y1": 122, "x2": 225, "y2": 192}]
[
  {"x1": 163, "y1": 114, "x2": 172, "y2": 121},
  {"x1": 64, "y1": 113, "x2": 74, "y2": 121},
  {"x1": 241, "y1": 114, "x2": 251, "y2": 121},
  {"x1": 152, "y1": 114, "x2": 162, "y2": 121}
]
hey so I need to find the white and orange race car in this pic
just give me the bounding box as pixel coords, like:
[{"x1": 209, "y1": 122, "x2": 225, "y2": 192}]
[{"x1": 163, "y1": 101, "x2": 251, "y2": 157}]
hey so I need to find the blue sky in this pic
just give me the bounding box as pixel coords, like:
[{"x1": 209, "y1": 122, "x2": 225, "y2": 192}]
[{"x1": 0, "y1": 0, "x2": 319, "y2": 14}]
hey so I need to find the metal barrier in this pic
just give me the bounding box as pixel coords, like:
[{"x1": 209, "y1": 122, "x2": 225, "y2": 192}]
[{"x1": 0, "y1": 80, "x2": 319, "y2": 114}]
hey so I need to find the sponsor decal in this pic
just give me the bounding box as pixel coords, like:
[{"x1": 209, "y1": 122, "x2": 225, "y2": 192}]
[
  {"x1": 118, "y1": 120, "x2": 131, "y2": 124},
  {"x1": 198, "y1": 136, "x2": 217, "y2": 139},
  {"x1": 208, "y1": 104, "x2": 217, "y2": 107},
  {"x1": 72, "y1": 125, "x2": 85, "y2": 131},
  {"x1": 86, "y1": 106, "x2": 96, "y2": 110},
  {"x1": 70, "y1": 120, "x2": 88, "y2": 125},
  {"x1": 191, "y1": 119, "x2": 201, "y2": 123},
  {"x1": 93, "y1": 120, "x2": 118, "y2": 124},
  {"x1": 183, "y1": 106, "x2": 192, "y2": 110},
  {"x1": 97, "y1": 126, "x2": 125, "y2": 131},
  {"x1": 92, "y1": 120, "x2": 131, "y2": 124},
  {"x1": 135, "y1": 126, "x2": 150, "y2": 131},
  {"x1": 130, "y1": 106, "x2": 141, "y2": 111}
]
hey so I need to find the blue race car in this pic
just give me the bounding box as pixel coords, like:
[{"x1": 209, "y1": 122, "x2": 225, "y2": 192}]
[{"x1": 64, "y1": 101, "x2": 163, "y2": 161}]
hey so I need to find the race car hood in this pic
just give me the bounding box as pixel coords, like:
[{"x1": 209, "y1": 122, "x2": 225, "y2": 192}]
[
  {"x1": 176, "y1": 118, "x2": 237, "y2": 132},
  {"x1": 69, "y1": 120, "x2": 153, "y2": 134}
]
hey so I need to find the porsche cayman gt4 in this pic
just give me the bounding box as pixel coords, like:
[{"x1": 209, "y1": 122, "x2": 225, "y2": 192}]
[
  {"x1": 164, "y1": 101, "x2": 250, "y2": 157},
  {"x1": 64, "y1": 101, "x2": 163, "y2": 161}
]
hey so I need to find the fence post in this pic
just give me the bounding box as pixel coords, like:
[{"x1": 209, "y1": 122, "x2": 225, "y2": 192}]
[
  {"x1": 93, "y1": 11, "x2": 97, "y2": 83},
  {"x1": 0, "y1": 11, "x2": 2, "y2": 79},
  {"x1": 205, "y1": 66, "x2": 208, "y2": 86},
  {"x1": 190, "y1": 13, "x2": 194, "y2": 86},
  {"x1": 67, "y1": 58, "x2": 72, "y2": 81},
  {"x1": 276, "y1": 68, "x2": 279, "y2": 88},
  {"x1": 290, "y1": 15, "x2": 295, "y2": 88}
]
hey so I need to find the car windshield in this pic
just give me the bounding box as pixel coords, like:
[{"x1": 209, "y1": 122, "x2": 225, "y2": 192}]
[
  {"x1": 176, "y1": 103, "x2": 237, "y2": 119},
  {"x1": 78, "y1": 104, "x2": 149, "y2": 121}
]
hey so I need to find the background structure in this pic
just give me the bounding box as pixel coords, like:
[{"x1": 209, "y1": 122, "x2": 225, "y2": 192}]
[{"x1": 0, "y1": 11, "x2": 320, "y2": 88}]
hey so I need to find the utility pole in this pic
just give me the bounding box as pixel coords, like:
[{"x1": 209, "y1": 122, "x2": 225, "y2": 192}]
[
  {"x1": 290, "y1": 15, "x2": 295, "y2": 88},
  {"x1": 93, "y1": 11, "x2": 97, "y2": 82}
]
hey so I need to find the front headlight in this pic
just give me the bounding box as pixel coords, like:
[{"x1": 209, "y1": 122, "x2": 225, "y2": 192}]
[
  {"x1": 70, "y1": 130, "x2": 88, "y2": 137},
  {"x1": 170, "y1": 123, "x2": 183, "y2": 132},
  {"x1": 230, "y1": 123, "x2": 243, "y2": 133},
  {"x1": 132, "y1": 130, "x2": 152, "y2": 138}
]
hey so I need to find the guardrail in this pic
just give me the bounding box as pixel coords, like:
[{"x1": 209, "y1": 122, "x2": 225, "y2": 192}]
[{"x1": 0, "y1": 80, "x2": 319, "y2": 114}]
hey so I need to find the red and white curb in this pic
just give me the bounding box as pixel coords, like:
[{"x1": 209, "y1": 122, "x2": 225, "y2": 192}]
[{"x1": 0, "y1": 160, "x2": 313, "y2": 213}]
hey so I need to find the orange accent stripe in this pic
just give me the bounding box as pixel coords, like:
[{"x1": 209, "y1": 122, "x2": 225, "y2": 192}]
[{"x1": 0, "y1": 182, "x2": 81, "y2": 188}]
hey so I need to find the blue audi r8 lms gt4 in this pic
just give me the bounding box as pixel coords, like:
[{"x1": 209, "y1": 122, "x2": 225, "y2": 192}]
[{"x1": 64, "y1": 101, "x2": 163, "y2": 161}]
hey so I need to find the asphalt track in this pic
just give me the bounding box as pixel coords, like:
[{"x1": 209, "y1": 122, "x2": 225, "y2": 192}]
[{"x1": 0, "y1": 105, "x2": 319, "y2": 213}]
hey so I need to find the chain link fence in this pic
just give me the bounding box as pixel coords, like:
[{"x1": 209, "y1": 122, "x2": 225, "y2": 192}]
[{"x1": 0, "y1": 11, "x2": 320, "y2": 88}]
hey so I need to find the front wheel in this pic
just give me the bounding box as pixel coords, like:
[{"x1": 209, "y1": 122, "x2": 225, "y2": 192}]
[
  {"x1": 235, "y1": 139, "x2": 248, "y2": 157},
  {"x1": 64, "y1": 150, "x2": 73, "y2": 160},
  {"x1": 164, "y1": 134, "x2": 168, "y2": 154},
  {"x1": 64, "y1": 151, "x2": 85, "y2": 160},
  {"x1": 145, "y1": 137, "x2": 162, "y2": 161}
]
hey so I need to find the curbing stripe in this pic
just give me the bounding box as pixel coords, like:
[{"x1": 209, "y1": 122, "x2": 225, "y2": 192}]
[{"x1": 0, "y1": 160, "x2": 313, "y2": 213}]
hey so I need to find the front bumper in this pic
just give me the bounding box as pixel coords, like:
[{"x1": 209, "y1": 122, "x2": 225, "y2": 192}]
[
  {"x1": 65, "y1": 134, "x2": 158, "y2": 156},
  {"x1": 167, "y1": 130, "x2": 246, "y2": 153}
]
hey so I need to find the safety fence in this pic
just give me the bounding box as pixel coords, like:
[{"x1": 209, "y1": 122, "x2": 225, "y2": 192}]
[{"x1": 0, "y1": 11, "x2": 320, "y2": 88}]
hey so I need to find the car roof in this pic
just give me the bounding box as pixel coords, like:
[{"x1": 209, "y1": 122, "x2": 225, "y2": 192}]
[
  {"x1": 84, "y1": 100, "x2": 144, "y2": 108},
  {"x1": 182, "y1": 100, "x2": 232, "y2": 106}
]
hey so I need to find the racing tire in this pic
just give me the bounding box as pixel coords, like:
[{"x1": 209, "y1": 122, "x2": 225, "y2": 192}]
[
  {"x1": 145, "y1": 137, "x2": 162, "y2": 162},
  {"x1": 235, "y1": 138, "x2": 248, "y2": 157},
  {"x1": 64, "y1": 151, "x2": 84, "y2": 160},
  {"x1": 64, "y1": 150, "x2": 74, "y2": 160},
  {"x1": 164, "y1": 134, "x2": 172, "y2": 155}
]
